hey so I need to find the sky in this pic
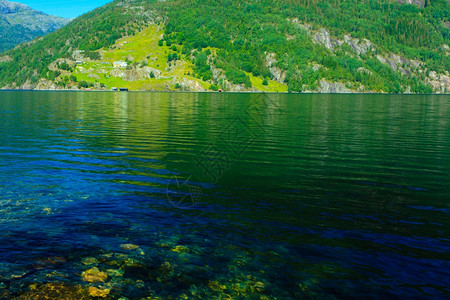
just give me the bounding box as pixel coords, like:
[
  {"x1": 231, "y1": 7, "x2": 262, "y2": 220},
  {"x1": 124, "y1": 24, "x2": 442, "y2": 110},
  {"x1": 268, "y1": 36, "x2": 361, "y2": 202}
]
[{"x1": 18, "y1": 0, "x2": 111, "y2": 19}]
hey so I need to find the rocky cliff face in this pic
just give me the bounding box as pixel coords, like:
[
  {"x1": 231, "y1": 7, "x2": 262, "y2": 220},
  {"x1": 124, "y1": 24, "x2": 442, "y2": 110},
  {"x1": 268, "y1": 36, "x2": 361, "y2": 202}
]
[
  {"x1": 394, "y1": 0, "x2": 450, "y2": 8},
  {"x1": 0, "y1": 0, "x2": 69, "y2": 52},
  {"x1": 289, "y1": 21, "x2": 449, "y2": 93},
  {"x1": 395, "y1": 0, "x2": 425, "y2": 7}
]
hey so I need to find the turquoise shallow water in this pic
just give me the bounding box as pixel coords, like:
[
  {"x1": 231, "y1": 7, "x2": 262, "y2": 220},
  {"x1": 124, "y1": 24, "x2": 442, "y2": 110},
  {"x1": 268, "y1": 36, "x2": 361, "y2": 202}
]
[{"x1": 0, "y1": 91, "x2": 449, "y2": 299}]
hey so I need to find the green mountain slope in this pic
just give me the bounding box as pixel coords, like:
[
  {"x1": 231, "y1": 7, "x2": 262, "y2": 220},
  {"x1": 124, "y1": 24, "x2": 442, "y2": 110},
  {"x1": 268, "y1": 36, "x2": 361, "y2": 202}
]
[
  {"x1": 0, "y1": 0, "x2": 448, "y2": 93},
  {"x1": 0, "y1": 0, "x2": 70, "y2": 52}
]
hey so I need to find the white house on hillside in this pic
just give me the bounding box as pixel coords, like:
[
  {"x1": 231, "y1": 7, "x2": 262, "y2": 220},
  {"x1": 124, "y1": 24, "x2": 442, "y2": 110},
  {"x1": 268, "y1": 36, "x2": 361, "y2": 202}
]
[{"x1": 113, "y1": 61, "x2": 127, "y2": 68}]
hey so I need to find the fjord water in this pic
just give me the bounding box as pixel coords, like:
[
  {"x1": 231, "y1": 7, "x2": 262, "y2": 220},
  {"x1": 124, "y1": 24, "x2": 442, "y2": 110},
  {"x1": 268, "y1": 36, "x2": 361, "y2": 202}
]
[{"x1": 0, "y1": 91, "x2": 449, "y2": 299}]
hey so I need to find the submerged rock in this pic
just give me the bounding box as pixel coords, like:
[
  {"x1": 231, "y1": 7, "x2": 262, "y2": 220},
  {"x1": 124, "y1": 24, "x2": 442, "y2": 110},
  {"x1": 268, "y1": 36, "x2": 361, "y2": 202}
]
[
  {"x1": 171, "y1": 245, "x2": 189, "y2": 253},
  {"x1": 15, "y1": 283, "x2": 89, "y2": 299},
  {"x1": 208, "y1": 280, "x2": 227, "y2": 291},
  {"x1": 251, "y1": 281, "x2": 265, "y2": 293},
  {"x1": 81, "y1": 267, "x2": 108, "y2": 283},
  {"x1": 123, "y1": 257, "x2": 142, "y2": 267},
  {"x1": 120, "y1": 243, "x2": 139, "y2": 250},
  {"x1": 82, "y1": 257, "x2": 99, "y2": 265},
  {"x1": 0, "y1": 263, "x2": 28, "y2": 281},
  {"x1": 33, "y1": 256, "x2": 67, "y2": 270},
  {"x1": 106, "y1": 268, "x2": 124, "y2": 277},
  {"x1": 158, "y1": 261, "x2": 174, "y2": 277},
  {"x1": 88, "y1": 286, "x2": 110, "y2": 298}
]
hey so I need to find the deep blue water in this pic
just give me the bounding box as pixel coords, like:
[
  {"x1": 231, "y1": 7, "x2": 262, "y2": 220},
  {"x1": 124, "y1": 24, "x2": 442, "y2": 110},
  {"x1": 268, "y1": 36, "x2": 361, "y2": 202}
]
[{"x1": 0, "y1": 91, "x2": 449, "y2": 299}]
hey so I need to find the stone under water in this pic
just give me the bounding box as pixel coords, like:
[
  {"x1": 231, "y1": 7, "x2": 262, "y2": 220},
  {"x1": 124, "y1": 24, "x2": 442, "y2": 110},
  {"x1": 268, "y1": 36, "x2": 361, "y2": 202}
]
[{"x1": 81, "y1": 267, "x2": 108, "y2": 283}]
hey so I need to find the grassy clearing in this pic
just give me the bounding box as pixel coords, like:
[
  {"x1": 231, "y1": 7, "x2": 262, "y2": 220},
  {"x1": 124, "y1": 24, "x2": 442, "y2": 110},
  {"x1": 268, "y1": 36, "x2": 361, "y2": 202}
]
[
  {"x1": 71, "y1": 25, "x2": 205, "y2": 90},
  {"x1": 67, "y1": 24, "x2": 287, "y2": 92},
  {"x1": 248, "y1": 73, "x2": 288, "y2": 92}
]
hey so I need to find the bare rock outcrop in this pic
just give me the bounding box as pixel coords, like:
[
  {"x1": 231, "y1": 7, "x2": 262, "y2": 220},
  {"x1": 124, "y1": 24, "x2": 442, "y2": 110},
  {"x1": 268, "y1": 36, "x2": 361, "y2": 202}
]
[
  {"x1": 310, "y1": 28, "x2": 373, "y2": 56},
  {"x1": 172, "y1": 77, "x2": 206, "y2": 91},
  {"x1": 48, "y1": 58, "x2": 75, "y2": 71},
  {"x1": 36, "y1": 79, "x2": 57, "y2": 90},
  {"x1": 395, "y1": 0, "x2": 425, "y2": 8},
  {"x1": 319, "y1": 80, "x2": 352, "y2": 93},
  {"x1": 72, "y1": 50, "x2": 85, "y2": 61},
  {"x1": 265, "y1": 53, "x2": 286, "y2": 83},
  {"x1": 376, "y1": 54, "x2": 422, "y2": 75},
  {"x1": 357, "y1": 67, "x2": 373, "y2": 76},
  {"x1": 313, "y1": 29, "x2": 343, "y2": 51},
  {"x1": 0, "y1": 56, "x2": 12, "y2": 63},
  {"x1": 343, "y1": 35, "x2": 373, "y2": 56},
  {"x1": 427, "y1": 71, "x2": 450, "y2": 93},
  {"x1": 19, "y1": 79, "x2": 36, "y2": 90},
  {"x1": 110, "y1": 66, "x2": 161, "y2": 81}
]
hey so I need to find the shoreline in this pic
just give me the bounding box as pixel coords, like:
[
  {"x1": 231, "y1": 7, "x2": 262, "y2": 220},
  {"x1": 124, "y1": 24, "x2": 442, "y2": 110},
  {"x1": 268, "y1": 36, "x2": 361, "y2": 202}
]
[{"x1": 0, "y1": 89, "x2": 448, "y2": 95}]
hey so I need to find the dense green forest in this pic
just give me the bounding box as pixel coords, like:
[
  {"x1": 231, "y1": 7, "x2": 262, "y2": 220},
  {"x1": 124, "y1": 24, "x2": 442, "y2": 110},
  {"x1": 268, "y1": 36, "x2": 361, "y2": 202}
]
[
  {"x1": 0, "y1": 22, "x2": 45, "y2": 52},
  {"x1": 161, "y1": 0, "x2": 449, "y2": 92},
  {"x1": 0, "y1": 0, "x2": 448, "y2": 93}
]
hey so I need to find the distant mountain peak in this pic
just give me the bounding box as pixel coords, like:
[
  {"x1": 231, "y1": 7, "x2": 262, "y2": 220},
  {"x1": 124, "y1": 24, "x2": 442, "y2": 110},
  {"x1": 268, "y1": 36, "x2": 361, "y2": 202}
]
[
  {"x1": 0, "y1": 0, "x2": 31, "y2": 14},
  {"x1": 0, "y1": 0, "x2": 69, "y2": 52}
]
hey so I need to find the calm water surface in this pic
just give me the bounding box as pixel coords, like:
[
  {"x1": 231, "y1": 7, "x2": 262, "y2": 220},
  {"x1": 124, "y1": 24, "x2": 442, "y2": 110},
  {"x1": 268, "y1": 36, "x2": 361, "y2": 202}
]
[{"x1": 0, "y1": 91, "x2": 449, "y2": 299}]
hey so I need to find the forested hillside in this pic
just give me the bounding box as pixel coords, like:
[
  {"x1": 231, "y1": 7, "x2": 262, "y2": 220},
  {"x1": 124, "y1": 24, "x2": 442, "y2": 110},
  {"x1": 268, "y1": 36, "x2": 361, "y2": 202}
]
[
  {"x1": 161, "y1": 0, "x2": 449, "y2": 93},
  {"x1": 0, "y1": 0, "x2": 448, "y2": 93}
]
